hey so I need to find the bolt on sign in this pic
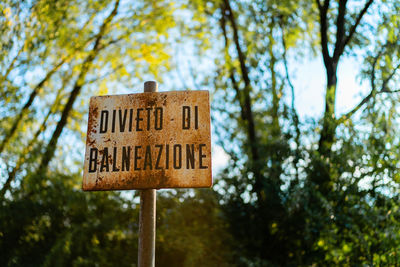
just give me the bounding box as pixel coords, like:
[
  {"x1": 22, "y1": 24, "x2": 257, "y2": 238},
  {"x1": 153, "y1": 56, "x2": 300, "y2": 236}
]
[{"x1": 82, "y1": 91, "x2": 212, "y2": 190}]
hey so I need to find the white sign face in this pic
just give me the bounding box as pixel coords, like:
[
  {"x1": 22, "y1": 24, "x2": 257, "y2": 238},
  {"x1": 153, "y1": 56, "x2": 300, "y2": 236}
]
[{"x1": 82, "y1": 91, "x2": 212, "y2": 191}]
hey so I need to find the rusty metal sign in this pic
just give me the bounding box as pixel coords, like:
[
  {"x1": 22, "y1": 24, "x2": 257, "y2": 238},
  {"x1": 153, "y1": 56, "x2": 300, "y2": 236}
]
[{"x1": 82, "y1": 91, "x2": 212, "y2": 190}]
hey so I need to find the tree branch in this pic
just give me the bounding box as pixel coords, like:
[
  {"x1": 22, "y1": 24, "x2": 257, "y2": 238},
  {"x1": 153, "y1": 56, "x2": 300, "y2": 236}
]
[
  {"x1": 222, "y1": 0, "x2": 263, "y2": 199},
  {"x1": 332, "y1": 0, "x2": 348, "y2": 61},
  {"x1": 0, "y1": 58, "x2": 66, "y2": 155},
  {"x1": 224, "y1": 0, "x2": 250, "y2": 87},
  {"x1": 0, "y1": 14, "x2": 101, "y2": 155},
  {"x1": 337, "y1": 45, "x2": 399, "y2": 124},
  {"x1": 85, "y1": 63, "x2": 125, "y2": 85},
  {"x1": 316, "y1": 0, "x2": 332, "y2": 68},
  {"x1": 37, "y1": 0, "x2": 120, "y2": 173},
  {"x1": 0, "y1": 83, "x2": 66, "y2": 197},
  {"x1": 1, "y1": 42, "x2": 25, "y2": 83},
  {"x1": 337, "y1": 90, "x2": 374, "y2": 124},
  {"x1": 281, "y1": 25, "x2": 300, "y2": 182},
  {"x1": 220, "y1": 8, "x2": 245, "y2": 122},
  {"x1": 381, "y1": 62, "x2": 400, "y2": 92},
  {"x1": 342, "y1": 0, "x2": 374, "y2": 49}
]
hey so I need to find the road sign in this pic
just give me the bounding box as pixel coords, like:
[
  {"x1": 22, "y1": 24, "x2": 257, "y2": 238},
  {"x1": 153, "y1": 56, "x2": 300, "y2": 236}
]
[{"x1": 82, "y1": 90, "x2": 212, "y2": 191}]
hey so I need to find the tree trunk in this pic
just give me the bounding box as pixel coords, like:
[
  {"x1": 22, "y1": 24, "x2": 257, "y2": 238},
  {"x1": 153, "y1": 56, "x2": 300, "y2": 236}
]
[
  {"x1": 222, "y1": 0, "x2": 263, "y2": 200},
  {"x1": 318, "y1": 62, "x2": 338, "y2": 157}
]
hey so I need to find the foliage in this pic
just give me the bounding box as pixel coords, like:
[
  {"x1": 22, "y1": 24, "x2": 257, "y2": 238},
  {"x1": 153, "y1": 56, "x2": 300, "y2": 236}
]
[
  {"x1": 156, "y1": 189, "x2": 234, "y2": 267},
  {"x1": 2, "y1": 0, "x2": 400, "y2": 266},
  {"x1": 0, "y1": 172, "x2": 138, "y2": 266},
  {"x1": 184, "y1": 0, "x2": 400, "y2": 265}
]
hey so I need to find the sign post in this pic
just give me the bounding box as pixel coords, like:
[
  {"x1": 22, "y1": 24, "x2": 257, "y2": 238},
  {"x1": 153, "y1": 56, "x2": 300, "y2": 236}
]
[
  {"x1": 82, "y1": 81, "x2": 212, "y2": 267},
  {"x1": 138, "y1": 81, "x2": 157, "y2": 267}
]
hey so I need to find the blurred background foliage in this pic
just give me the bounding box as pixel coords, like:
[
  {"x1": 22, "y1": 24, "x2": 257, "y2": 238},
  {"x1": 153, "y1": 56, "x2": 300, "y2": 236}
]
[{"x1": 1, "y1": 0, "x2": 400, "y2": 266}]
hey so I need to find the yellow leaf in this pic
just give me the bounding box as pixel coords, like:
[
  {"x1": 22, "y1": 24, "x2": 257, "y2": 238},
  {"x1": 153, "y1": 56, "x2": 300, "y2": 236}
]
[
  {"x1": 3, "y1": 7, "x2": 11, "y2": 18},
  {"x1": 99, "y1": 81, "x2": 108, "y2": 95}
]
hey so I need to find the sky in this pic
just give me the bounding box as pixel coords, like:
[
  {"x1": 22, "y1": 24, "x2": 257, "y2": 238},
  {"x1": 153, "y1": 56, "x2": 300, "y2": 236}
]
[{"x1": 294, "y1": 56, "x2": 369, "y2": 119}]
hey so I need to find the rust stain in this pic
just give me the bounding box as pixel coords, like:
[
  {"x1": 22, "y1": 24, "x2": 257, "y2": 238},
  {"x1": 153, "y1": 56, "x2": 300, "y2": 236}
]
[
  {"x1": 83, "y1": 91, "x2": 212, "y2": 191},
  {"x1": 86, "y1": 103, "x2": 98, "y2": 146}
]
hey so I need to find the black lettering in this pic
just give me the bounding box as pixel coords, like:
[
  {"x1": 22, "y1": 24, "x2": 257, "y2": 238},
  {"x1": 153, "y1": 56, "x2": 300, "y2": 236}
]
[
  {"x1": 100, "y1": 110, "x2": 108, "y2": 133},
  {"x1": 182, "y1": 106, "x2": 190, "y2": 129},
  {"x1": 100, "y1": 147, "x2": 109, "y2": 172},
  {"x1": 144, "y1": 145, "x2": 152, "y2": 170},
  {"x1": 155, "y1": 145, "x2": 163, "y2": 169},
  {"x1": 134, "y1": 146, "x2": 142, "y2": 170},
  {"x1": 136, "y1": 108, "x2": 143, "y2": 131},
  {"x1": 112, "y1": 147, "x2": 120, "y2": 172},
  {"x1": 119, "y1": 109, "x2": 127, "y2": 132},
  {"x1": 173, "y1": 144, "x2": 182, "y2": 169},
  {"x1": 155, "y1": 107, "x2": 163, "y2": 130},
  {"x1": 186, "y1": 144, "x2": 195, "y2": 169},
  {"x1": 146, "y1": 107, "x2": 152, "y2": 130},
  {"x1": 199, "y1": 144, "x2": 207, "y2": 169},
  {"x1": 122, "y1": 146, "x2": 130, "y2": 171},
  {"x1": 112, "y1": 110, "x2": 116, "y2": 133},
  {"x1": 129, "y1": 109, "x2": 133, "y2": 132},
  {"x1": 89, "y1": 148, "x2": 98, "y2": 172},
  {"x1": 165, "y1": 144, "x2": 169, "y2": 169},
  {"x1": 195, "y1": 106, "x2": 198, "y2": 129}
]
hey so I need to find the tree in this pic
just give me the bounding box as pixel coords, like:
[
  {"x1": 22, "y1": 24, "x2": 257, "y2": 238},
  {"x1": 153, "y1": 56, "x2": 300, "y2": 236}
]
[
  {"x1": 184, "y1": 0, "x2": 400, "y2": 265},
  {"x1": 1, "y1": 1, "x2": 234, "y2": 266},
  {"x1": 0, "y1": 0, "x2": 175, "y2": 196},
  {"x1": 0, "y1": 172, "x2": 139, "y2": 266}
]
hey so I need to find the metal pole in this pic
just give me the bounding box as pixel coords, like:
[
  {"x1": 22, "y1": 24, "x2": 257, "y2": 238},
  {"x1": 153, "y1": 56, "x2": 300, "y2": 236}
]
[{"x1": 138, "y1": 81, "x2": 157, "y2": 267}]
